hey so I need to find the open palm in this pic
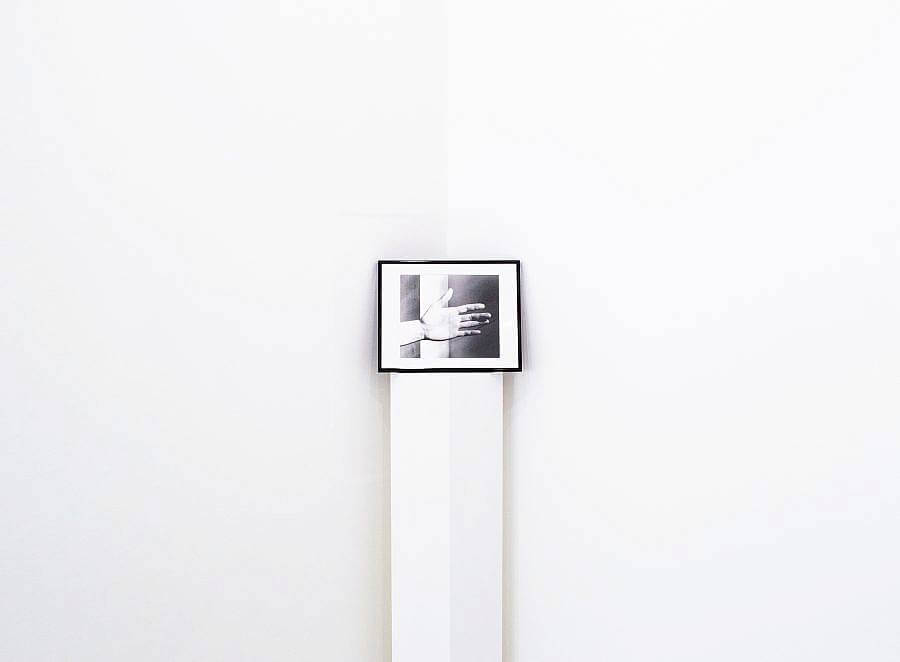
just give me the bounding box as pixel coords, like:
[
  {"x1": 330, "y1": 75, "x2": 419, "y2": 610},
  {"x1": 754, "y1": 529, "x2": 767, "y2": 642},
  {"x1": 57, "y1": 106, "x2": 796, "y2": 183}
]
[{"x1": 420, "y1": 288, "x2": 491, "y2": 341}]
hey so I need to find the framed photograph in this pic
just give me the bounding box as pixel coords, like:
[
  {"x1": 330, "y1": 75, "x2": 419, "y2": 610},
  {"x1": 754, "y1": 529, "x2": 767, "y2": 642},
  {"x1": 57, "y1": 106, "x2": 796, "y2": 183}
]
[{"x1": 378, "y1": 260, "x2": 522, "y2": 372}]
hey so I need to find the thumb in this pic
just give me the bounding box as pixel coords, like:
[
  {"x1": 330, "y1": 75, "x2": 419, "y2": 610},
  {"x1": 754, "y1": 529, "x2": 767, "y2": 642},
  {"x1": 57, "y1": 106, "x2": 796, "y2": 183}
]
[{"x1": 439, "y1": 288, "x2": 453, "y2": 306}]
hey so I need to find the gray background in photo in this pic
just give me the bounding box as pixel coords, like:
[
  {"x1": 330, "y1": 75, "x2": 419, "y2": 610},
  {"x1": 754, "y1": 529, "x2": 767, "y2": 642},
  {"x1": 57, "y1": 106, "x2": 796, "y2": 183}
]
[
  {"x1": 448, "y1": 274, "x2": 500, "y2": 359},
  {"x1": 399, "y1": 274, "x2": 420, "y2": 358}
]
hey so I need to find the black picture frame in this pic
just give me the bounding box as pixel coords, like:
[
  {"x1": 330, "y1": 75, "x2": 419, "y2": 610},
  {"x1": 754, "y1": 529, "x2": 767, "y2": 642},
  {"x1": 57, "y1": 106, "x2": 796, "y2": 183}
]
[{"x1": 378, "y1": 260, "x2": 522, "y2": 373}]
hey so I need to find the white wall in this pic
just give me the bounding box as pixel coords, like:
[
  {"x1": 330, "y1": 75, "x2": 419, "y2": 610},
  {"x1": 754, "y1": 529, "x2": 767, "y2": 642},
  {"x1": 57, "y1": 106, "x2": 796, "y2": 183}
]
[
  {"x1": 448, "y1": 1, "x2": 900, "y2": 661},
  {"x1": 5, "y1": 1, "x2": 900, "y2": 661},
  {"x1": 1, "y1": 1, "x2": 444, "y2": 660}
]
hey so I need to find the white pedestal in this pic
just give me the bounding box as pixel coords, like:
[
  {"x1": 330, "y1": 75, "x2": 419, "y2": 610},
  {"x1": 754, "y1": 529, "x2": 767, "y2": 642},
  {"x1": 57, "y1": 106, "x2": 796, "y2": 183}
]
[{"x1": 390, "y1": 373, "x2": 503, "y2": 662}]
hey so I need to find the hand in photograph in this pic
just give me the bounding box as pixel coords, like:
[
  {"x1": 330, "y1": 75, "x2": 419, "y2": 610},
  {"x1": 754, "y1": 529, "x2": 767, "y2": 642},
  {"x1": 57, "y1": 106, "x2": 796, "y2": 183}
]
[{"x1": 399, "y1": 288, "x2": 491, "y2": 345}]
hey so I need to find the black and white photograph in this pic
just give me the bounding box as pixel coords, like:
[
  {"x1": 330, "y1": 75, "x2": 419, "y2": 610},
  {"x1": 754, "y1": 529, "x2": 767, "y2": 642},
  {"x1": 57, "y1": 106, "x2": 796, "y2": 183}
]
[{"x1": 379, "y1": 261, "x2": 521, "y2": 372}]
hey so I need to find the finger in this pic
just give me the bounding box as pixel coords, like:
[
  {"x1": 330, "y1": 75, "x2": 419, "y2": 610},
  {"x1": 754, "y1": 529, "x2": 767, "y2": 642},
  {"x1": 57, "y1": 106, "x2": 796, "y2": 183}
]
[
  {"x1": 459, "y1": 312, "x2": 491, "y2": 322},
  {"x1": 459, "y1": 320, "x2": 490, "y2": 328},
  {"x1": 438, "y1": 288, "x2": 454, "y2": 306},
  {"x1": 453, "y1": 303, "x2": 485, "y2": 313},
  {"x1": 457, "y1": 330, "x2": 481, "y2": 336}
]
